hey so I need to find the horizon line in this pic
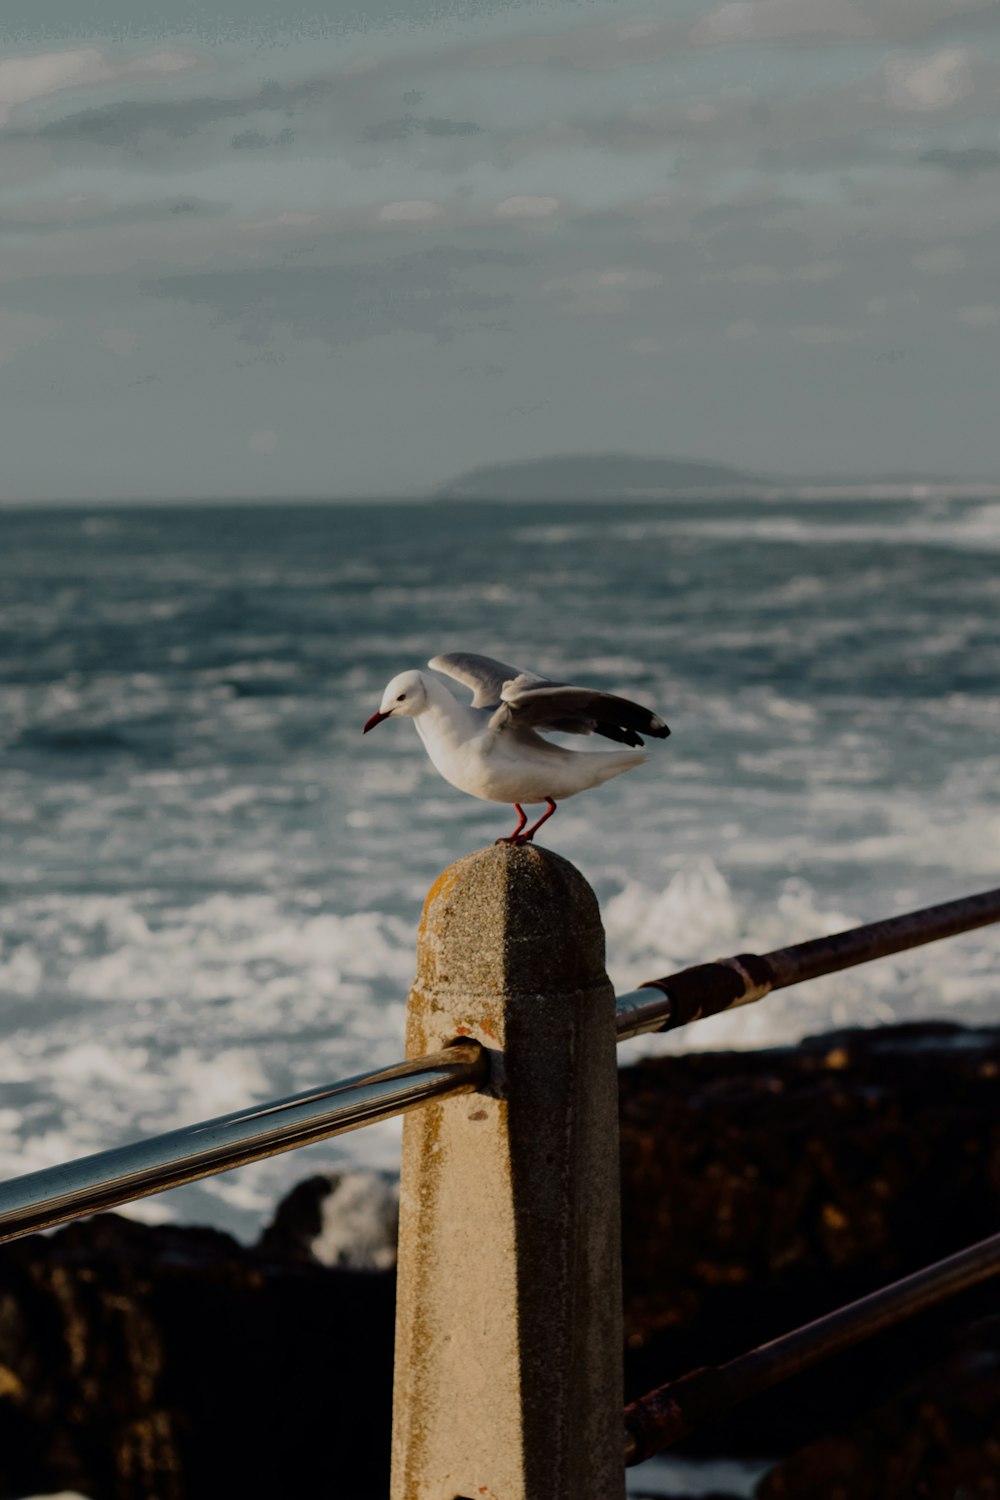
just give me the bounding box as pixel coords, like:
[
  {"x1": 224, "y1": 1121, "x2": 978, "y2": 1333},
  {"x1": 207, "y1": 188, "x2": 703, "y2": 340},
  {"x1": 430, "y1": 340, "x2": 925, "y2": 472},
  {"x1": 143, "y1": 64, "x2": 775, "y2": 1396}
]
[{"x1": 3, "y1": 481, "x2": 1000, "y2": 509}]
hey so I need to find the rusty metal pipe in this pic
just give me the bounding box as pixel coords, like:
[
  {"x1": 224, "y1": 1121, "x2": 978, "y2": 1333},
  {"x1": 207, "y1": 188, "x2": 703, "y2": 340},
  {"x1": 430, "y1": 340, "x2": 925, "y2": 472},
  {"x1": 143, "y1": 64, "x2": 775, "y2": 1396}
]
[
  {"x1": 624, "y1": 1227, "x2": 1000, "y2": 1466},
  {"x1": 616, "y1": 885, "x2": 1000, "y2": 1041}
]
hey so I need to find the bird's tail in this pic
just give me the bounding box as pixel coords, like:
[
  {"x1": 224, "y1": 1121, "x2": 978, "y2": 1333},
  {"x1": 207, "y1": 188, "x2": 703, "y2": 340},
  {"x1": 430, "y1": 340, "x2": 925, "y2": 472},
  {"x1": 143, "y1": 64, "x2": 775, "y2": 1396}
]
[{"x1": 588, "y1": 749, "x2": 648, "y2": 787}]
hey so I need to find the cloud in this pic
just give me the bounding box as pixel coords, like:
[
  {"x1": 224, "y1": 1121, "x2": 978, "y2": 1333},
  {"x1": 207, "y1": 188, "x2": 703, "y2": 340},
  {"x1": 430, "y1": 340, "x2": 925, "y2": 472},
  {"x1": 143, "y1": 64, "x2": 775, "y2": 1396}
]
[
  {"x1": 0, "y1": 194, "x2": 224, "y2": 235},
  {"x1": 454, "y1": 0, "x2": 986, "y2": 74},
  {"x1": 0, "y1": 308, "x2": 58, "y2": 362},
  {"x1": 957, "y1": 303, "x2": 1000, "y2": 326},
  {"x1": 7, "y1": 68, "x2": 356, "y2": 165},
  {"x1": 690, "y1": 0, "x2": 875, "y2": 46},
  {"x1": 147, "y1": 247, "x2": 526, "y2": 349},
  {"x1": 248, "y1": 428, "x2": 278, "y2": 453},
  {"x1": 423, "y1": 116, "x2": 482, "y2": 138},
  {"x1": 920, "y1": 146, "x2": 1000, "y2": 174},
  {"x1": 100, "y1": 328, "x2": 138, "y2": 356},
  {"x1": 231, "y1": 128, "x2": 296, "y2": 151},
  {"x1": 457, "y1": 16, "x2": 679, "y2": 71},
  {"x1": 885, "y1": 48, "x2": 973, "y2": 111},
  {"x1": 791, "y1": 323, "x2": 864, "y2": 342},
  {"x1": 542, "y1": 266, "x2": 662, "y2": 314},
  {"x1": 454, "y1": 1, "x2": 971, "y2": 70},
  {"x1": 243, "y1": 210, "x2": 319, "y2": 231},
  {"x1": 363, "y1": 114, "x2": 480, "y2": 142},
  {"x1": 714, "y1": 264, "x2": 782, "y2": 285},
  {"x1": 595, "y1": 269, "x2": 661, "y2": 287},
  {"x1": 9, "y1": 55, "x2": 491, "y2": 184},
  {"x1": 0, "y1": 46, "x2": 203, "y2": 127},
  {"x1": 21, "y1": 92, "x2": 245, "y2": 155},
  {"x1": 494, "y1": 196, "x2": 561, "y2": 219},
  {"x1": 377, "y1": 200, "x2": 445, "y2": 223},
  {"x1": 796, "y1": 259, "x2": 844, "y2": 282},
  {"x1": 364, "y1": 116, "x2": 417, "y2": 142},
  {"x1": 912, "y1": 244, "x2": 966, "y2": 273}
]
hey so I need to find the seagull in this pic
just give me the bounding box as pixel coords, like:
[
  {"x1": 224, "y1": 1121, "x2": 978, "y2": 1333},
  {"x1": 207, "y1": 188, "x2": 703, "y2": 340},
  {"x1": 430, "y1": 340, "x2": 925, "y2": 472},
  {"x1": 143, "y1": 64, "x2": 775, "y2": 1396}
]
[{"x1": 363, "y1": 652, "x2": 669, "y2": 844}]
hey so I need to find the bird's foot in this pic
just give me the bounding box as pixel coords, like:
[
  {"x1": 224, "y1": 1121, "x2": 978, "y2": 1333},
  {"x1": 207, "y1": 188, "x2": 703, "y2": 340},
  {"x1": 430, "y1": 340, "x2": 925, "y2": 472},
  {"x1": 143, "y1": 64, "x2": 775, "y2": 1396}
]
[
  {"x1": 497, "y1": 800, "x2": 558, "y2": 845},
  {"x1": 519, "y1": 798, "x2": 557, "y2": 843},
  {"x1": 497, "y1": 804, "x2": 529, "y2": 844}
]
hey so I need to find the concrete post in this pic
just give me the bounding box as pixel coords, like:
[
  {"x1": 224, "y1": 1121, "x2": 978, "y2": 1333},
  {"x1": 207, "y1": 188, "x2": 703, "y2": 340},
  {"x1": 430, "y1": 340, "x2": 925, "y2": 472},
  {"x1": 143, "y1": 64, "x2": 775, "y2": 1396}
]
[{"x1": 390, "y1": 843, "x2": 625, "y2": 1500}]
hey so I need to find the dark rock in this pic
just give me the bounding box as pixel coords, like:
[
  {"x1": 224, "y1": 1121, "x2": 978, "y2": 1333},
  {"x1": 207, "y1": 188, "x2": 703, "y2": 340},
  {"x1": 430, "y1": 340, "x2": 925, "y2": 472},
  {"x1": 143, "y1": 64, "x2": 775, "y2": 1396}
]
[
  {"x1": 758, "y1": 1315, "x2": 1000, "y2": 1499},
  {"x1": 621, "y1": 1021, "x2": 1000, "y2": 1338},
  {"x1": 257, "y1": 1169, "x2": 398, "y2": 1269},
  {"x1": 0, "y1": 1213, "x2": 395, "y2": 1500},
  {"x1": 257, "y1": 1173, "x2": 333, "y2": 1261},
  {"x1": 618, "y1": 1021, "x2": 1000, "y2": 1452}
]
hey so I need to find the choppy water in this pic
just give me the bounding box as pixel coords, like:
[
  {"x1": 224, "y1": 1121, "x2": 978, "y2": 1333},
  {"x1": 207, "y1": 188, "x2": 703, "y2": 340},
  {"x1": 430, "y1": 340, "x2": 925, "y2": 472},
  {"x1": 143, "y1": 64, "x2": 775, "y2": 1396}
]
[{"x1": 1, "y1": 497, "x2": 997, "y2": 1236}]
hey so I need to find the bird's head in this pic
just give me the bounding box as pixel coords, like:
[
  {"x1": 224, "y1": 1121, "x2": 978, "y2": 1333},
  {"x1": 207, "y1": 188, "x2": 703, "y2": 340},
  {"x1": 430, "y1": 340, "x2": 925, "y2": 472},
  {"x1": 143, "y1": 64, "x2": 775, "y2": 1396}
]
[{"x1": 363, "y1": 670, "x2": 429, "y2": 733}]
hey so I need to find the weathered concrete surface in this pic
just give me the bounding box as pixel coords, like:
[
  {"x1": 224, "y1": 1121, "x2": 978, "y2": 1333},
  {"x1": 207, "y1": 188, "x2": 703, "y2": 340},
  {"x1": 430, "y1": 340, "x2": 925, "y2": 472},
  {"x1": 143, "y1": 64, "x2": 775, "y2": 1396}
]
[{"x1": 390, "y1": 843, "x2": 625, "y2": 1500}]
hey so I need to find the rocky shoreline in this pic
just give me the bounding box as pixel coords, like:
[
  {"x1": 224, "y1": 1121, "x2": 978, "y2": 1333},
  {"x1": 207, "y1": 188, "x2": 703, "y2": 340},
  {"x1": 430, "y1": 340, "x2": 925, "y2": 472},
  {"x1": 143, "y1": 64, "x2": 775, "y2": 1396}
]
[{"x1": 1, "y1": 1020, "x2": 998, "y2": 1499}]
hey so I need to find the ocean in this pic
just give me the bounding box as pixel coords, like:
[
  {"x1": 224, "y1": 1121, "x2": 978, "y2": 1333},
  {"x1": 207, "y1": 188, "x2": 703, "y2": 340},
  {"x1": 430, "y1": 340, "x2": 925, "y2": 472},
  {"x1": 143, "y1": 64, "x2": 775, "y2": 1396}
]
[{"x1": 1, "y1": 496, "x2": 997, "y2": 1238}]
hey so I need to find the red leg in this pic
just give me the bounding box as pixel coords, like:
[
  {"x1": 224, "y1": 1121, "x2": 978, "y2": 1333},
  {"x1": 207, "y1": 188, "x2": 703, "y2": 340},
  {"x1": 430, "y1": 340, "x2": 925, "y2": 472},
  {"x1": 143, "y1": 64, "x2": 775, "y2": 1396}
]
[
  {"x1": 521, "y1": 798, "x2": 557, "y2": 843},
  {"x1": 496, "y1": 803, "x2": 529, "y2": 844}
]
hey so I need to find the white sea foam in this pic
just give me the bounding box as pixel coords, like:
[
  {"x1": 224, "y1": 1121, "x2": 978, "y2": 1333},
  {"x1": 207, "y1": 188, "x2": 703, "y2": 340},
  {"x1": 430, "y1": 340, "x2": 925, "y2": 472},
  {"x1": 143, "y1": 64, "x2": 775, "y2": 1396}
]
[
  {"x1": 309, "y1": 1171, "x2": 400, "y2": 1270},
  {"x1": 18, "y1": 1492, "x2": 92, "y2": 1499},
  {"x1": 611, "y1": 856, "x2": 1000, "y2": 1057},
  {"x1": 623, "y1": 503, "x2": 1000, "y2": 553},
  {"x1": 626, "y1": 1453, "x2": 774, "y2": 1497},
  {"x1": 517, "y1": 502, "x2": 1000, "y2": 553}
]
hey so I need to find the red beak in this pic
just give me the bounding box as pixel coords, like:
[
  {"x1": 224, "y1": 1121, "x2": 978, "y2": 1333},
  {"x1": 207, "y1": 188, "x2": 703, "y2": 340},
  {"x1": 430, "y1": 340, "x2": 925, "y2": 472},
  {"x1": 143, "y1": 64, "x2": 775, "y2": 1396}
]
[{"x1": 363, "y1": 709, "x2": 392, "y2": 734}]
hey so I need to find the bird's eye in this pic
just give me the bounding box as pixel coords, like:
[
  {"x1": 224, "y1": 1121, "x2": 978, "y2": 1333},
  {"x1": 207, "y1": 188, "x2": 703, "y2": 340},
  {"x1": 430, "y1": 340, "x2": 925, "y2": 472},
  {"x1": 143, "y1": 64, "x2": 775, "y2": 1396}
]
[{"x1": 397, "y1": 694, "x2": 406, "y2": 701}]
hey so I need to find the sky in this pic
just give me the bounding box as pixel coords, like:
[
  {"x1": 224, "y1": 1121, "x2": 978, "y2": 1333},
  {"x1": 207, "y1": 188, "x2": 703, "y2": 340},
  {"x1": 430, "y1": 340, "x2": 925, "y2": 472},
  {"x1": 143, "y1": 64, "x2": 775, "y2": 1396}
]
[{"x1": 1, "y1": 0, "x2": 999, "y2": 499}]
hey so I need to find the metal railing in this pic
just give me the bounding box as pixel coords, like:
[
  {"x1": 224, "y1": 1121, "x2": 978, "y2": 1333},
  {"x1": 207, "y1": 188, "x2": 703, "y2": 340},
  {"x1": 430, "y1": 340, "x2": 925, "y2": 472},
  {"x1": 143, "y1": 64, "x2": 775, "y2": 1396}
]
[
  {"x1": 0, "y1": 876, "x2": 997, "y2": 1490},
  {"x1": 624, "y1": 1225, "x2": 1000, "y2": 1465},
  {"x1": 615, "y1": 885, "x2": 1000, "y2": 1040},
  {"x1": 0, "y1": 1043, "x2": 486, "y2": 1243},
  {"x1": 3, "y1": 887, "x2": 995, "y2": 1247}
]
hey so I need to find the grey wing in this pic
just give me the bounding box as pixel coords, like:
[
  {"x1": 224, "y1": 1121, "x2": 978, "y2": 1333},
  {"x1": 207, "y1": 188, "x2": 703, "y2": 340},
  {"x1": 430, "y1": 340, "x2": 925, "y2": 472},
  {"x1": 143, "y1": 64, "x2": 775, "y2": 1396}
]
[
  {"x1": 428, "y1": 652, "x2": 544, "y2": 709},
  {"x1": 496, "y1": 681, "x2": 670, "y2": 748}
]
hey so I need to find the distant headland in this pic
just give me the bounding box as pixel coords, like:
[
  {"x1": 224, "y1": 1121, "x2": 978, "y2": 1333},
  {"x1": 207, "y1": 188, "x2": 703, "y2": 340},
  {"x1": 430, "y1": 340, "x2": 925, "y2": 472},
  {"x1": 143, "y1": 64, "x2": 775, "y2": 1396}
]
[
  {"x1": 434, "y1": 453, "x2": 760, "y2": 499},
  {"x1": 432, "y1": 452, "x2": 999, "y2": 501}
]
